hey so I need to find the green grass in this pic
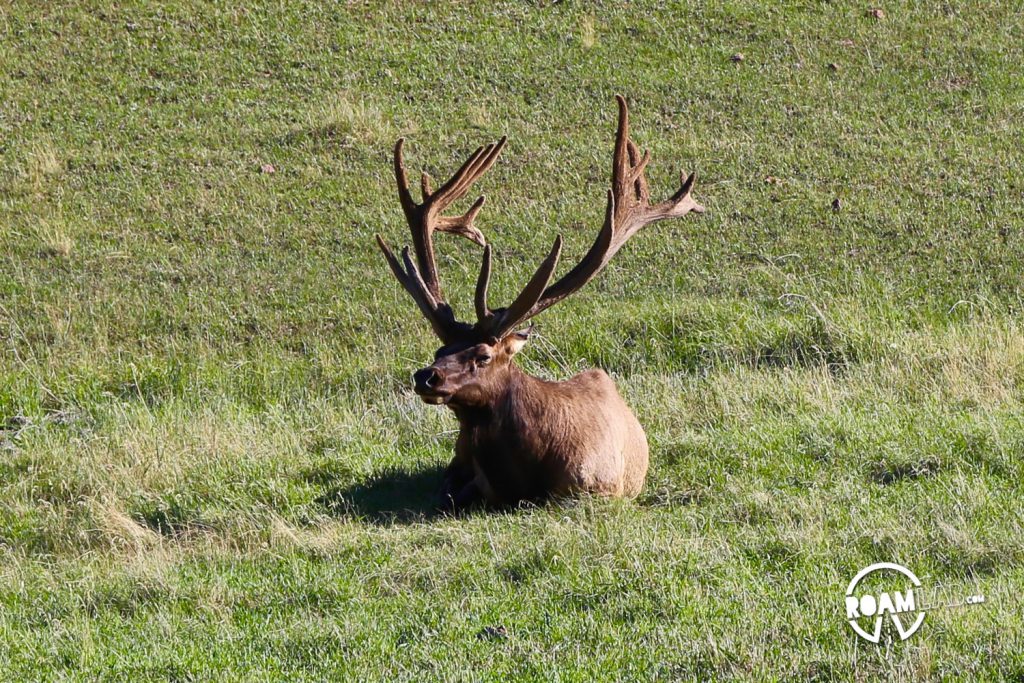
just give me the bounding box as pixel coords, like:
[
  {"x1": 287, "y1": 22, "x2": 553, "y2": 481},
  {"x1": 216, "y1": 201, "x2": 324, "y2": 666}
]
[{"x1": 2, "y1": 1, "x2": 1023, "y2": 679}]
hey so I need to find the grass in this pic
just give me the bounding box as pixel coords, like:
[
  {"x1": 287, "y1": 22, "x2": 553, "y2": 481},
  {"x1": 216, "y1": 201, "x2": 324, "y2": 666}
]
[{"x1": 1, "y1": 0, "x2": 1023, "y2": 679}]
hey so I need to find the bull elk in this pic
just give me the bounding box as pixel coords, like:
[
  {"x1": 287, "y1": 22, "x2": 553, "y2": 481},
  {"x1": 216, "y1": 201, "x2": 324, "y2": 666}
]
[{"x1": 376, "y1": 96, "x2": 704, "y2": 510}]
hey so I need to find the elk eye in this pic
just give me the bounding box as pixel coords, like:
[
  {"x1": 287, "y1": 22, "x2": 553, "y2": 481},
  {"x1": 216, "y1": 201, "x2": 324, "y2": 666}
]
[{"x1": 477, "y1": 355, "x2": 492, "y2": 366}]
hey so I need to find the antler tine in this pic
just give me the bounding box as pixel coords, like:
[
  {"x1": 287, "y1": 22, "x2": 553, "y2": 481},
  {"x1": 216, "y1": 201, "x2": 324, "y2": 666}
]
[
  {"x1": 377, "y1": 234, "x2": 429, "y2": 306},
  {"x1": 399, "y1": 246, "x2": 437, "y2": 305},
  {"x1": 486, "y1": 236, "x2": 563, "y2": 339},
  {"x1": 626, "y1": 140, "x2": 651, "y2": 204},
  {"x1": 376, "y1": 235, "x2": 468, "y2": 343},
  {"x1": 393, "y1": 138, "x2": 416, "y2": 217},
  {"x1": 437, "y1": 195, "x2": 487, "y2": 246},
  {"x1": 474, "y1": 244, "x2": 493, "y2": 323},
  {"x1": 432, "y1": 137, "x2": 507, "y2": 212},
  {"x1": 611, "y1": 94, "x2": 633, "y2": 200},
  {"x1": 653, "y1": 170, "x2": 705, "y2": 217},
  {"x1": 428, "y1": 143, "x2": 484, "y2": 205}
]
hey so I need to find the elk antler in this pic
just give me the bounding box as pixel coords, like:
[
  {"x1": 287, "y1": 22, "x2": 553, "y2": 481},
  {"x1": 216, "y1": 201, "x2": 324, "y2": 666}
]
[
  {"x1": 476, "y1": 95, "x2": 704, "y2": 339},
  {"x1": 378, "y1": 96, "x2": 703, "y2": 345},
  {"x1": 376, "y1": 135, "x2": 507, "y2": 343}
]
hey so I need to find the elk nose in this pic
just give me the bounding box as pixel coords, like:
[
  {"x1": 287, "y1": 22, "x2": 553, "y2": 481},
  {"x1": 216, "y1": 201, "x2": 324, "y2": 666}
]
[{"x1": 413, "y1": 367, "x2": 442, "y2": 390}]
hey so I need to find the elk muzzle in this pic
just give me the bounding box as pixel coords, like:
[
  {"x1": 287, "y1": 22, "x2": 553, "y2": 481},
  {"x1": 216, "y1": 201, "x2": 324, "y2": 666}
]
[{"x1": 413, "y1": 366, "x2": 448, "y2": 404}]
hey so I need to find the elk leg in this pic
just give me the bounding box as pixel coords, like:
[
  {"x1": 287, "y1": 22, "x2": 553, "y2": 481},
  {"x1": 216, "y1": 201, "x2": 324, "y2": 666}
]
[
  {"x1": 438, "y1": 456, "x2": 474, "y2": 510},
  {"x1": 451, "y1": 478, "x2": 483, "y2": 511},
  {"x1": 437, "y1": 473, "x2": 484, "y2": 513}
]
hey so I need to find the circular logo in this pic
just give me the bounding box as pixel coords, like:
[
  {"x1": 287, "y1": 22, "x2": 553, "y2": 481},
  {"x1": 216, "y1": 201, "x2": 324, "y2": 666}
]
[{"x1": 845, "y1": 562, "x2": 925, "y2": 643}]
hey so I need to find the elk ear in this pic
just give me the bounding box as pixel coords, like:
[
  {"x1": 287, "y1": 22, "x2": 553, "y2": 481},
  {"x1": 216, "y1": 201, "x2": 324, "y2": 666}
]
[{"x1": 504, "y1": 327, "x2": 533, "y2": 357}]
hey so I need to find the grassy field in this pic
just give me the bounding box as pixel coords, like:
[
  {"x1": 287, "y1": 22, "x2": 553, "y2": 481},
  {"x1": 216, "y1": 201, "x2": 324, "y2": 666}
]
[{"x1": 2, "y1": 1, "x2": 1023, "y2": 679}]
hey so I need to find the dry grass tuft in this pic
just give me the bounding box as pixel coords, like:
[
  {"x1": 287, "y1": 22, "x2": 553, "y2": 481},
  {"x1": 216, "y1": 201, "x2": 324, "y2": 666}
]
[
  {"x1": 579, "y1": 15, "x2": 597, "y2": 48},
  {"x1": 468, "y1": 103, "x2": 491, "y2": 129},
  {"x1": 304, "y1": 92, "x2": 396, "y2": 147},
  {"x1": 35, "y1": 219, "x2": 74, "y2": 258},
  {"x1": 91, "y1": 500, "x2": 163, "y2": 552},
  {"x1": 22, "y1": 139, "x2": 63, "y2": 190}
]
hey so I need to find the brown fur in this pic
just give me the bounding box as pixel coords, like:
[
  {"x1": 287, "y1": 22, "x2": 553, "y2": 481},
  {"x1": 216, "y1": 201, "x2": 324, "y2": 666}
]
[{"x1": 416, "y1": 336, "x2": 648, "y2": 509}]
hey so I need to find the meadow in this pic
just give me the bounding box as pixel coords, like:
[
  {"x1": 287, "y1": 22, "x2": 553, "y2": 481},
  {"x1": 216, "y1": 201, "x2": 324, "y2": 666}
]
[{"x1": 1, "y1": 1, "x2": 1023, "y2": 680}]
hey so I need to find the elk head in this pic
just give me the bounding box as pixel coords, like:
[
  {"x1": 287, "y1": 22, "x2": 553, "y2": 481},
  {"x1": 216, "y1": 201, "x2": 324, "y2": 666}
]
[
  {"x1": 411, "y1": 331, "x2": 531, "y2": 407},
  {"x1": 376, "y1": 96, "x2": 704, "y2": 409}
]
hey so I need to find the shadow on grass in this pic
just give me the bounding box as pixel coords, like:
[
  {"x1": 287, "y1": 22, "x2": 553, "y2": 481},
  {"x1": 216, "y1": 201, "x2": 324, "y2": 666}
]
[{"x1": 312, "y1": 464, "x2": 447, "y2": 525}]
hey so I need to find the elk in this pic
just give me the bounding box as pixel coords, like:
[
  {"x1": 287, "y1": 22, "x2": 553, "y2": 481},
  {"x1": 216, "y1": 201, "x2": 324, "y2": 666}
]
[{"x1": 376, "y1": 96, "x2": 704, "y2": 510}]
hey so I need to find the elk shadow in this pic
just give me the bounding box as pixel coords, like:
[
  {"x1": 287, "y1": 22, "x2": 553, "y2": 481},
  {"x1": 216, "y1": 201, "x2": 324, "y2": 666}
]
[{"x1": 309, "y1": 463, "x2": 447, "y2": 525}]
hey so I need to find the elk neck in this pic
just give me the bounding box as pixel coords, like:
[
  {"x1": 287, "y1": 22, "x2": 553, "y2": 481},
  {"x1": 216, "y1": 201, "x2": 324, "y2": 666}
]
[{"x1": 447, "y1": 362, "x2": 544, "y2": 430}]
